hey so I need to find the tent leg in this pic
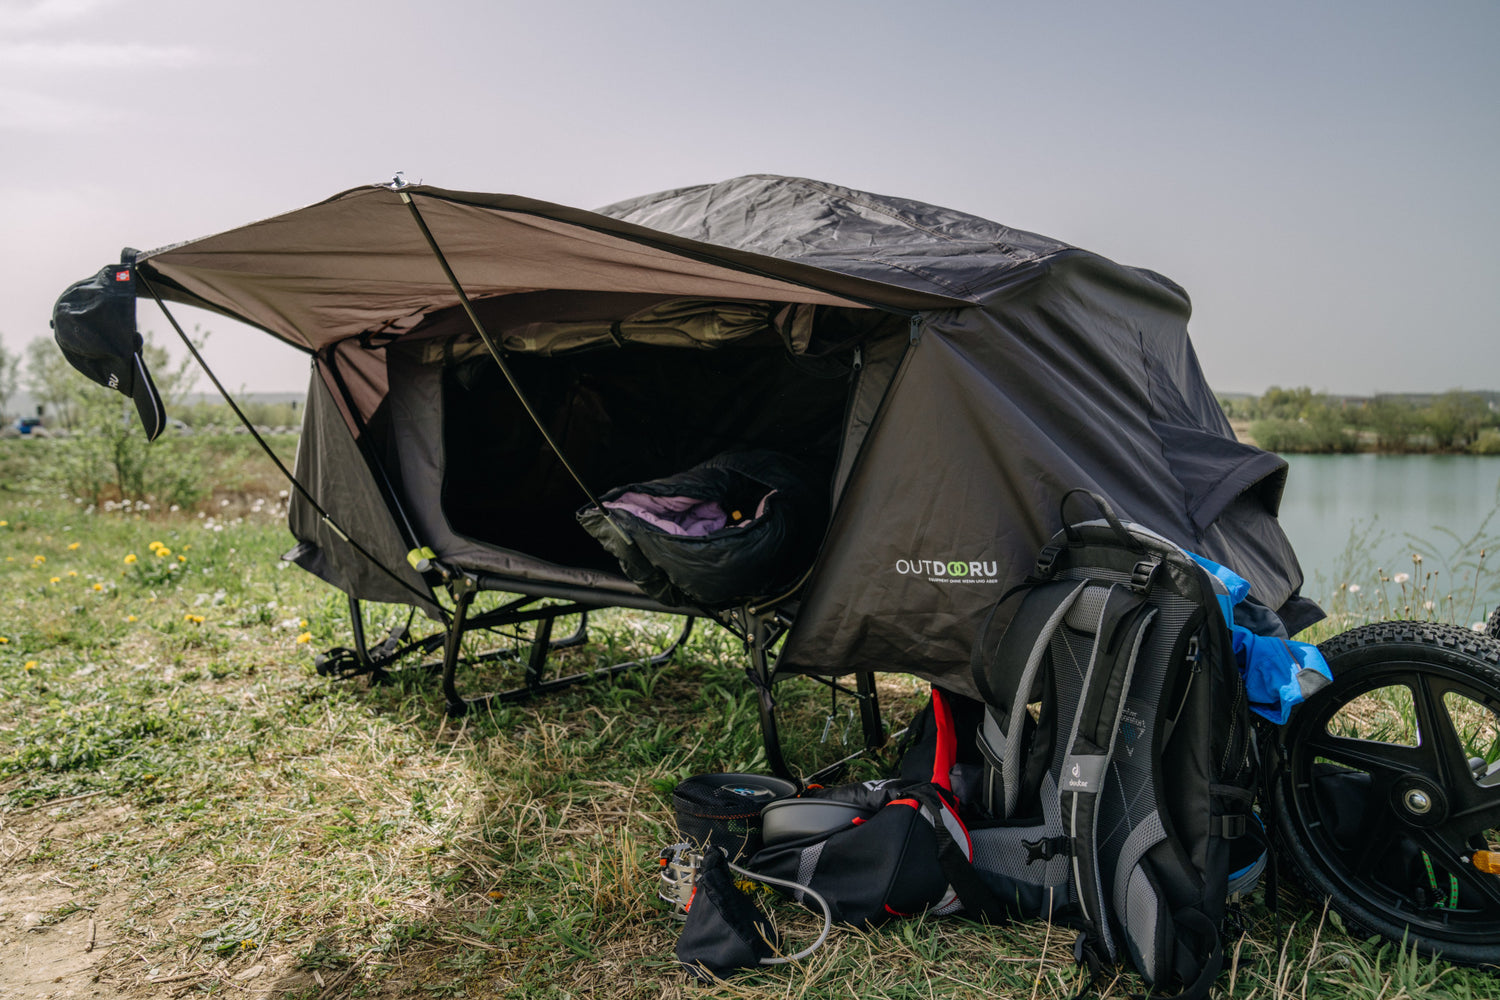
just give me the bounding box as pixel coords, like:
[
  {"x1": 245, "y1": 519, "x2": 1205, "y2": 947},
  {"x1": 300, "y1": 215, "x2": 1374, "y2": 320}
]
[
  {"x1": 347, "y1": 595, "x2": 373, "y2": 670},
  {"x1": 748, "y1": 614, "x2": 795, "y2": 780},
  {"x1": 524, "y1": 613, "x2": 556, "y2": 691},
  {"x1": 856, "y1": 671, "x2": 884, "y2": 752},
  {"x1": 494, "y1": 615, "x2": 694, "y2": 703},
  {"x1": 441, "y1": 578, "x2": 478, "y2": 717},
  {"x1": 553, "y1": 610, "x2": 590, "y2": 650},
  {"x1": 438, "y1": 604, "x2": 694, "y2": 713},
  {"x1": 746, "y1": 613, "x2": 884, "y2": 782}
]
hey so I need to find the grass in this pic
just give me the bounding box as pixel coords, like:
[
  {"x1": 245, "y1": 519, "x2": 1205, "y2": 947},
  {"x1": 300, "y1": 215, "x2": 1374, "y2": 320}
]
[{"x1": 2, "y1": 435, "x2": 1497, "y2": 998}]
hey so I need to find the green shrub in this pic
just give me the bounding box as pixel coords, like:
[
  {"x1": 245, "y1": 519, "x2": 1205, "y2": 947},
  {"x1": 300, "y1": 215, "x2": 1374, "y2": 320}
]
[
  {"x1": 1248, "y1": 416, "x2": 1354, "y2": 453},
  {"x1": 1471, "y1": 428, "x2": 1500, "y2": 455},
  {"x1": 55, "y1": 391, "x2": 210, "y2": 507}
]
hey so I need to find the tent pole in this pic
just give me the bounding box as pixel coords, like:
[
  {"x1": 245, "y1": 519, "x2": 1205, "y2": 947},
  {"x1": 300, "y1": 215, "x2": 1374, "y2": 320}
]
[
  {"x1": 136, "y1": 271, "x2": 449, "y2": 620},
  {"x1": 397, "y1": 191, "x2": 631, "y2": 543}
]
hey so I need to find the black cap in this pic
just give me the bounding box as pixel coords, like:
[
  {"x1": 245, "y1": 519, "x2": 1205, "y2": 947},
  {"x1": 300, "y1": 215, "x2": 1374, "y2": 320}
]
[{"x1": 51, "y1": 256, "x2": 166, "y2": 442}]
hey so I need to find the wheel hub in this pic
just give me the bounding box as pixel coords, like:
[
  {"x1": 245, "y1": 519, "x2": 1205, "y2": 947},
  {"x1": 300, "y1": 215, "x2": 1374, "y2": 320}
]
[{"x1": 1391, "y1": 776, "x2": 1449, "y2": 827}]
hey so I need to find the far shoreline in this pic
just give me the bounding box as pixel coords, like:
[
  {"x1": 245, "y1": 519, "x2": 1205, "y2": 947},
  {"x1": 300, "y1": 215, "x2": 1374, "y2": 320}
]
[{"x1": 1232, "y1": 420, "x2": 1500, "y2": 456}]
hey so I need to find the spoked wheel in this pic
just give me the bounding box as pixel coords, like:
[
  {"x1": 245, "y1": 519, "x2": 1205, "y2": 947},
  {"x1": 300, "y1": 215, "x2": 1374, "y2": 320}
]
[{"x1": 1273, "y1": 621, "x2": 1500, "y2": 966}]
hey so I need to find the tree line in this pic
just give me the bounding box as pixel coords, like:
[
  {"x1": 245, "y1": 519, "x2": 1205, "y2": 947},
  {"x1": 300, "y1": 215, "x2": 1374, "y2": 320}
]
[
  {"x1": 0, "y1": 334, "x2": 299, "y2": 432},
  {"x1": 1218, "y1": 387, "x2": 1500, "y2": 455},
  {"x1": 5, "y1": 334, "x2": 1494, "y2": 458}
]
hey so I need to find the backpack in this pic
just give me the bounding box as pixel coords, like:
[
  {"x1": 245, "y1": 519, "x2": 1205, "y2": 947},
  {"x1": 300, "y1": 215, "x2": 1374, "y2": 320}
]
[{"x1": 966, "y1": 490, "x2": 1258, "y2": 999}]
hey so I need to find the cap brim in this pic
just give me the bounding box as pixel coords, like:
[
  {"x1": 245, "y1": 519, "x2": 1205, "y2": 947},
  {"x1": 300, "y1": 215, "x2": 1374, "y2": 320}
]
[{"x1": 129, "y1": 352, "x2": 166, "y2": 442}]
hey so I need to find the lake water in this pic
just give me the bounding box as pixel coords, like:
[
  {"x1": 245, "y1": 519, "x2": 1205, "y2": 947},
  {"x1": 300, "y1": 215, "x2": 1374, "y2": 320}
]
[{"x1": 1276, "y1": 454, "x2": 1500, "y2": 620}]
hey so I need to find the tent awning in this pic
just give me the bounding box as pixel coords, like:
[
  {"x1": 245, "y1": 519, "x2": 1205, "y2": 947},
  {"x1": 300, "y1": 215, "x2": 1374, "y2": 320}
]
[{"x1": 136, "y1": 184, "x2": 969, "y2": 352}]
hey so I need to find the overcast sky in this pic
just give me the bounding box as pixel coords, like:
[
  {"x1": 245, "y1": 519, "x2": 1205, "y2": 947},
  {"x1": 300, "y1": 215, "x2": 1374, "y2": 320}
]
[{"x1": 2, "y1": 0, "x2": 1496, "y2": 396}]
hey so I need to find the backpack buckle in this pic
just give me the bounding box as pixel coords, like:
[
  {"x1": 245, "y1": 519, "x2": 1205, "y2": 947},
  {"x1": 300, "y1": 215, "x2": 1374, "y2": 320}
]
[
  {"x1": 1130, "y1": 557, "x2": 1160, "y2": 591},
  {"x1": 1220, "y1": 814, "x2": 1249, "y2": 839},
  {"x1": 1035, "y1": 544, "x2": 1062, "y2": 578},
  {"x1": 1023, "y1": 835, "x2": 1073, "y2": 864}
]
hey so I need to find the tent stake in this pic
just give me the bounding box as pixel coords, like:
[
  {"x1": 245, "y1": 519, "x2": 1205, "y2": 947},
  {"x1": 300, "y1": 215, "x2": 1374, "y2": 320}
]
[
  {"x1": 398, "y1": 190, "x2": 631, "y2": 544},
  {"x1": 136, "y1": 271, "x2": 448, "y2": 620}
]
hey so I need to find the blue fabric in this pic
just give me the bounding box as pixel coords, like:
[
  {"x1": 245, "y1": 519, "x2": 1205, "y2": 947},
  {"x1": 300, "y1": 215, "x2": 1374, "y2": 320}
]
[{"x1": 1188, "y1": 553, "x2": 1333, "y2": 725}]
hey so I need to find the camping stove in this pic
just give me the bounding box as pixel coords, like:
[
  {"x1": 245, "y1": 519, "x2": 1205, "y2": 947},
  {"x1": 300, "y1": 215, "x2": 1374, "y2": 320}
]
[{"x1": 657, "y1": 843, "x2": 703, "y2": 920}]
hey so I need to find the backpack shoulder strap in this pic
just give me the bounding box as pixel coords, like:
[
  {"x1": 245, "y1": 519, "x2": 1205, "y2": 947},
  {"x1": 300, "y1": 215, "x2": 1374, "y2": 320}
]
[
  {"x1": 1056, "y1": 583, "x2": 1157, "y2": 965},
  {"x1": 975, "y1": 579, "x2": 1088, "y2": 818}
]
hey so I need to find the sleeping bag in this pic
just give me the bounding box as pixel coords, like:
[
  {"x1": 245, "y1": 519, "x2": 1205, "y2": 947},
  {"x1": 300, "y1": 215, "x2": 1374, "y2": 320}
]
[{"x1": 577, "y1": 450, "x2": 827, "y2": 608}]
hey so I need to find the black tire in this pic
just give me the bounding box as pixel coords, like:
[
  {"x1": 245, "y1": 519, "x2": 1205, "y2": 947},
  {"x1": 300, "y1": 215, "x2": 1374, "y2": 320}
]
[
  {"x1": 1487, "y1": 604, "x2": 1499, "y2": 640},
  {"x1": 1272, "y1": 621, "x2": 1500, "y2": 966}
]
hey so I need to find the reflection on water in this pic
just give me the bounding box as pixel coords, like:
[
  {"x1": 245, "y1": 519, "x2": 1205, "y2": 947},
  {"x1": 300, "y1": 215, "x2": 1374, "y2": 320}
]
[{"x1": 1276, "y1": 454, "x2": 1500, "y2": 621}]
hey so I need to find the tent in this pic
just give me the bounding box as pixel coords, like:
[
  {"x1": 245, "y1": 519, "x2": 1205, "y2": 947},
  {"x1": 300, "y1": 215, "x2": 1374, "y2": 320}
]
[{"x1": 52, "y1": 174, "x2": 1320, "y2": 771}]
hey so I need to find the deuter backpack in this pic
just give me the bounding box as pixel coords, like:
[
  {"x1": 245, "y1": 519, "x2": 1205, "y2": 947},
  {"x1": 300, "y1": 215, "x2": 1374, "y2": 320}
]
[{"x1": 967, "y1": 491, "x2": 1259, "y2": 999}]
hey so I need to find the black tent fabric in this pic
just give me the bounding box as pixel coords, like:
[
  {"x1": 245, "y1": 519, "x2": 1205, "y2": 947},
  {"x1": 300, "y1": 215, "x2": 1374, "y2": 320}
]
[
  {"x1": 52, "y1": 174, "x2": 1319, "y2": 700},
  {"x1": 593, "y1": 178, "x2": 1319, "y2": 687}
]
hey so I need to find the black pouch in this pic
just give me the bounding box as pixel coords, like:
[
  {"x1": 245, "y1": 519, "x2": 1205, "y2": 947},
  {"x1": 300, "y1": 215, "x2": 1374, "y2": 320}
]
[
  {"x1": 676, "y1": 849, "x2": 779, "y2": 980},
  {"x1": 747, "y1": 781, "x2": 969, "y2": 927},
  {"x1": 745, "y1": 690, "x2": 1010, "y2": 930}
]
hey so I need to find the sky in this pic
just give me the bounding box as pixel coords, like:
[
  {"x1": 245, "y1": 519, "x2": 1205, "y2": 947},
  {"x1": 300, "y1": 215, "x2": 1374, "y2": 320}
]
[{"x1": 2, "y1": 0, "x2": 1496, "y2": 396}]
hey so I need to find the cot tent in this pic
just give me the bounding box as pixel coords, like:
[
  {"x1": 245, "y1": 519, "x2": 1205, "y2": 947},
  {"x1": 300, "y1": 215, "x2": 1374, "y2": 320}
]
[{"x1": 51, "y1": 174, "x2": 1321, "y2": 775}]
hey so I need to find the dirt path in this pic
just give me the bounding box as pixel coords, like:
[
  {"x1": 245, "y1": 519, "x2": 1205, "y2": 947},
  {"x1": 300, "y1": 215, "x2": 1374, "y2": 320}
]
[
  {"x1": 0, "y1": 869, "x2": 116, "y2": 998},
  {"x1": 0, "y1": 803, "x2": 316, "y2": 1000},
  {"x1": 2, "y1": 800, "x2": 132, "y2": 1000}
]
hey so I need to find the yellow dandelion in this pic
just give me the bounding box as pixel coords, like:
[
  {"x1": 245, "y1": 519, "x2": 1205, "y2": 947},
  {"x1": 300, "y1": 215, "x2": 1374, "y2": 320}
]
[
  {"x1": 296, "y1": 632, "x2": 313, "y2": 644},
  {"x1": 49, "y1": 576, "x2": 61, "y2": 584},
  {"x1": 148, "y1": 541, "x2": 164, "y2": 552},
  {"x1": 299, "y1": 618, "x2": 308, "y2": 628},
  {"x1": 67, "y1": 570, "x2": 78, "y2": 577},
  {"x1": 124, "y1": 553, "x2": 137, "y2": 564},
  {"x1": 184, "y1": 614, "x2": 204, "y2": 624},
  {"x1": 33, "y1": 554, "x2": 45, "y2": 564},
  {"x1": 241, "y1": 939, "x2": 255, "y2": 950},
  {"x1": 0, "y1": 520, "x2": 8, "y2": 526},
  {"x1": 177, "y1": 555, "x2": 186, "y2": 563},
  {"x1": 0, "y1": 636, "x2": 9, "y2": 643},
  {"x1": 183, "y1": 545, "x2": 191, "y2": 551},
  {"x1": 156, "y1": 547, "x2": 171, "y2": 558},
  {"x1": 127, "y1": 615, "x2": 137, "y2": 622},
  {"x1": 92, "y1": 583, "x2": 104, "y2": 592},
  {"x1": 67, "y1": 541, "x2": 80, "y2": 550},
  {"x1": 24, "y1": 661, "x2": 37, "y2": 671}
]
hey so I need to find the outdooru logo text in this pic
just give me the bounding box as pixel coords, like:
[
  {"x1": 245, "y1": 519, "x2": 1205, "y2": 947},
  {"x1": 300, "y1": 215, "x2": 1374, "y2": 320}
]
[{"x1": 895, "y1": 558, "x2": 999, "y2": 584}]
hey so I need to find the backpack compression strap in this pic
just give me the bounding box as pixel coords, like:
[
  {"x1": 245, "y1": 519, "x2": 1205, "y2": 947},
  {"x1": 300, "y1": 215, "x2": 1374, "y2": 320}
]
[{"x1": 1057, "y1": 584, "x2": 1157, "y2": 967}]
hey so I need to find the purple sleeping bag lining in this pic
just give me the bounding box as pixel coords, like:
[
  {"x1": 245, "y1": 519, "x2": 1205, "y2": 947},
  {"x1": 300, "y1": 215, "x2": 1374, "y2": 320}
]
[{"x1": 605, "y1": 490, "x2": 777, "y2": 537}]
